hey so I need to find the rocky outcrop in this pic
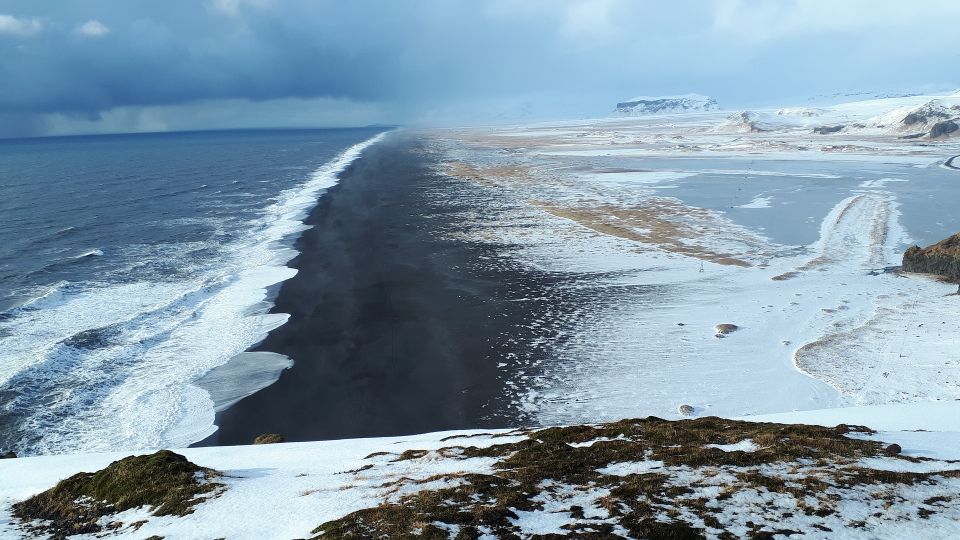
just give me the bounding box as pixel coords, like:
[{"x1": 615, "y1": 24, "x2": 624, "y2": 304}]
[
  {"x1": 929, "y1": 120, "x2": 959, "y2": 139},
  {"x1": 869, "y1": 99, "x2": 960, "y2": 138},
  {"x1": 713, "y1": 112, "x2": 772, "y2": 133},
  {"x1": 813, "y1": 125, "x2": 844, "y2": 134},
  {"x1": 901, "y1": 101, "x2": 955, "y2": 127},
  {"x1": 714, "y1": 323, "x2": 740, "y2": 335},
  {"x1": 902, "y1": 233, "x2": 960, "y2": 282}
]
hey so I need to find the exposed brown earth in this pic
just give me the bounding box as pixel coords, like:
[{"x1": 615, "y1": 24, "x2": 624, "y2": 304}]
[
  {"x1": 902, "y1": 232, "x2": 960, "y2": 282},
  {"x1": 533, "y1": 201, "x2": 753, "y2": 267}
]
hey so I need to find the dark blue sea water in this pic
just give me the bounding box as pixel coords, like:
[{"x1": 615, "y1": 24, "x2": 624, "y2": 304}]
[{"x1": 0, "y1": 128, "x2": 385, "y2": 455}]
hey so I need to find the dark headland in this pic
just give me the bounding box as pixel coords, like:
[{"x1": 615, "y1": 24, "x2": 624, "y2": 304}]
[{"x1": 200, "y1": 133, "x2": 565, "y2": 445}]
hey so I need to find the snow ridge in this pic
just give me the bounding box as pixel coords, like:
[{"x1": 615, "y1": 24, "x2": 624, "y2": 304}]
[{"x1": 614, "y1": 93, "x2": 719, "y2": 116}]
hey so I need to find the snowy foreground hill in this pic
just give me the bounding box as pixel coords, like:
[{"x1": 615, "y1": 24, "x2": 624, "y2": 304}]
[{"x1": 2, "y1": 403, "x2": 960, "y2": 539}]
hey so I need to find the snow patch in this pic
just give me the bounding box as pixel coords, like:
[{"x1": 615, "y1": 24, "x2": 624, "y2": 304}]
[
  {"x1": 596, "y1": 460, "x2": 665, "y2": 476},
  {"x1": 705, "y1": 439, "x2": 759, "y2": 452}
]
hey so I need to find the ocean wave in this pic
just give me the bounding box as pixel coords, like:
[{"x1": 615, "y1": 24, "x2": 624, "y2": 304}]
[
  {"x1": 17, "y1": 280, "x2": 71, "y2": 310},
  {"x1": 20, "y1": 225, "x2": 83, "y2": 251},
  {"x1": 0, "y1": 131, "x2": 389, "y2": 455},
  {"x1": 73, "y1": 249, "x2": 104, "y2": 258},
  {"x1": 21, "y1": 249, "x2": 106, "y2": 279}
]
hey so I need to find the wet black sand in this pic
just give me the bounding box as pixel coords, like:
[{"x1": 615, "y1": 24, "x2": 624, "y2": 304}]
[{"x1": 202, "y1": 133, "x2": 564, "y2": 445}]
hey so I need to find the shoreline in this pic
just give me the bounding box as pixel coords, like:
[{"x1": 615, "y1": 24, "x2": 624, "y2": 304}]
[
  {"x1": 945, "y1": 154, "x2": 960, "y2": 170},
  {"x1": 198, "y1": 133, "x2": 562, "y2": 446}
]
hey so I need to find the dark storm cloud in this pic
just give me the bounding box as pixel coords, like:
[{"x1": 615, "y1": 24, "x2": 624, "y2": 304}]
[
  {"x1": 2, "y1": 3, "x2": 385, "y2": 113},
  {"x1": 0, "y1": 0, "x2": 957, "y2": 136},
  {"x1": 2, "y1": 1, "x2": 609, "y2": 117}
]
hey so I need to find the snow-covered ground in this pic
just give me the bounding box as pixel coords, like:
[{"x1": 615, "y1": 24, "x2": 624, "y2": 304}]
[
  {"x1": 0, "y1": 429, "x2": 518, "y2": 539},
  {"x1": 429, "y1": 90, "x2": 960, "y2": 426},
  {"x1": 2, "y1": 402, "x2": 960, "y2": 539}
]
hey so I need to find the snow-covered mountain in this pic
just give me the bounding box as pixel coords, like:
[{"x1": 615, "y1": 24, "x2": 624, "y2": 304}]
[
  {"x1": 712, "y1": 110, "x2": 770, "y2": 132},
  {"x1": 776, "y1": 107, "x2": 824, "y2": 117},
  {"x1": 613, "y1": 93, "x2": 719, "y2": 116},
  {"x1": 865, "y1": 99, "x2": 960, "y2": 138},
  {"x1": 696, "y1": 92, "x2": 960, "y2": 140}
]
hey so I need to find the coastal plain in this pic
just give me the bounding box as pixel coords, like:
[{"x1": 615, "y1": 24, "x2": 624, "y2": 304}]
[{"x1": 4, "y1": 92, "x2": 960, "y2": 539}]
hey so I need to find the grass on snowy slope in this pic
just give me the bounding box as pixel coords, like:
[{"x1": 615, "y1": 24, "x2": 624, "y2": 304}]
[
  {"x1": 314, "y1": 417, "x2": 958, "y2": 539},
  {"x1": 13, "y1": 450, "x2": 222, "y2": 539},
  {"x1": 11, "y1": 417, "x2": 960, "y2": 540}
]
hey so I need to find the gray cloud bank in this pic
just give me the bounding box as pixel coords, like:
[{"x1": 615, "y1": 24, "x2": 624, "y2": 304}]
[{"x1": 0, "y1": 0, "x2": 958, "y2": 137}]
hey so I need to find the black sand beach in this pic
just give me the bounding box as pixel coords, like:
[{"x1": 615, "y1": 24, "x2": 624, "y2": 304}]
[{"x1": 203, "y1": 133, "x2": 563, "y2": 445}]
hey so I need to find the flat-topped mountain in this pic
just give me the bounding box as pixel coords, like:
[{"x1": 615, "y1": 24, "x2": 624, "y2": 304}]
[{"x1": 613, "y1": 93, "x2": 719, "y2": 116}]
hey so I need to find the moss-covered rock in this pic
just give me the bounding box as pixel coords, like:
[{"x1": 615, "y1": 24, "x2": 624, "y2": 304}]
[
  {"x1": 13, "y1": 450, "x2": 222, "y2": 539},
  {"x1": 253, "y1": 433, "x2": 285, "y2": 444}
]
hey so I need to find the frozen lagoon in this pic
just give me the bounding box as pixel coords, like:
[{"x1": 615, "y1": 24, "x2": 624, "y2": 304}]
[{"x1": 428, "y1": 98, "x2": 960, "y2": 425}]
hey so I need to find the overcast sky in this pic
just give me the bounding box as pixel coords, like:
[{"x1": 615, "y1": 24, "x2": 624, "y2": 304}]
[{"x1": 1, "y1": 0, "x2": 958, "y2": 137}]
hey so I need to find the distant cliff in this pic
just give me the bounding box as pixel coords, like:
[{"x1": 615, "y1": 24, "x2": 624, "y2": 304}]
[
  {"x1": 613, "y1": 93, "x2": 719, "y2": 116},
  {"x1": 903, "y1": 232, "x2": 960, "y2": 281}
]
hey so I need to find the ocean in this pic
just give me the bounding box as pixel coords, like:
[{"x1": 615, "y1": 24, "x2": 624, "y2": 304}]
[{"x1": 0, "y1": 128, "x2": 385, "y2": 455}]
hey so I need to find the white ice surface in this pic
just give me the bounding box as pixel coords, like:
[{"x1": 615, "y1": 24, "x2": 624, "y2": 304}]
[{"x1": 736, "y1": 195, "x2": 772, "y2": 208}]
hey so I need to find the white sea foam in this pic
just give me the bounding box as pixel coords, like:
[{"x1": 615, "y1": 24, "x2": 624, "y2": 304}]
[
  {"x1": 194, "y1": 352, "x2": 293, "y2": 413},
  {"x1": 72, "y1": 248, "x2": 104, "y2": 258},
  {"x1": 0, "y1": 132, "x2": 388, "y2": 455}
]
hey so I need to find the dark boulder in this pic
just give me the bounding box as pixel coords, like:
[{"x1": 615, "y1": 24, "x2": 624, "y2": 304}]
[
  {"x1": 929, "y1": 120, "x2": 959, "y2": 139},
  {"x1": 902, "y1": 233, "x2": 960, "y2": 282},
  {"x1": 813, "y1": 125, "x2": 844, "y2": 134}
]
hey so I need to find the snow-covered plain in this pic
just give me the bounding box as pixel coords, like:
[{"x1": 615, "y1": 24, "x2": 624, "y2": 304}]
[{"x1": 430, "y1": 90, "x2": 960, "y2": 426}]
